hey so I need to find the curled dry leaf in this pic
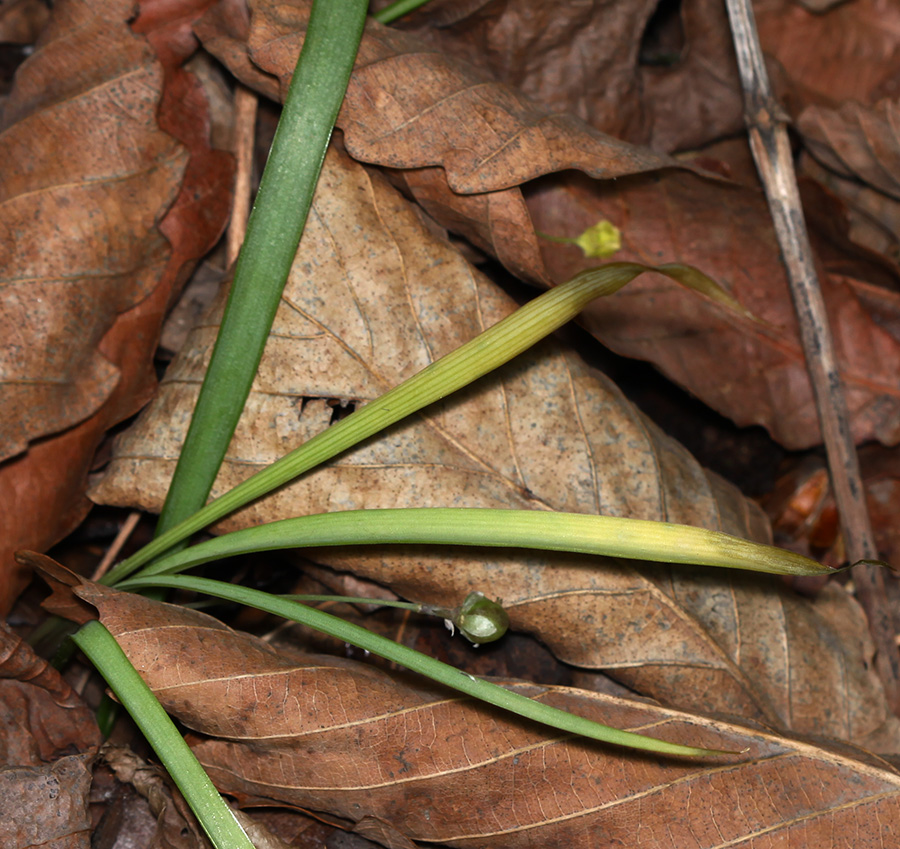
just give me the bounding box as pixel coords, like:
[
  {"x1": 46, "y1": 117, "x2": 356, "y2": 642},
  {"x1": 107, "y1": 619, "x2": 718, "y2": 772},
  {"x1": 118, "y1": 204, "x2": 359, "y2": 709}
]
[
  {"x1": 799, "y1": 99, "x2": 900, "y2": 200},
  {"x1": 382, "y1": 0, "x2": 662, "y2": 144},
  {"x1": 47, "y1": 578, "x2": 900, "y2": 849},
  {"x1": 195, "y1": 0, "x2": 900, "y2": 451},
  {"x1": 391, "y1": 0, "x2": 749, "y2": 154},
  {"x1": 797, "y1": 97, "x2": 900, "y2": 265},
  {"x1": 0, "y1": 621, "x2": 100, "y2": 849},
  {"x1": 92, "y1": 146, "x2": 900, "y2": 751},
  {"x1": 0, "y1": 0, "x2": 233, "y2": 612}
]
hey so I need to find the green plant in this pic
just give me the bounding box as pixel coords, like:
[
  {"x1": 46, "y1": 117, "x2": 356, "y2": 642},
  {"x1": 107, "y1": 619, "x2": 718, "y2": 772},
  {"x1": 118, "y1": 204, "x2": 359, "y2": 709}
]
[{"x1": 54, "y1": 3, "x2": 844, "y2": 848}]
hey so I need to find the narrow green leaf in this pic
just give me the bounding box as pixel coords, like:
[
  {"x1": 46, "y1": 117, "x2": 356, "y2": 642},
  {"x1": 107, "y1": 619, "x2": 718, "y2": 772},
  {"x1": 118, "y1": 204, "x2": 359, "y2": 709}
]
[
  {"x1": 117, "y1": 575, "x2": 734, "y2": 758},
  {"x1": 373, "y1": 0, "x2": 432, "y2": 24},
  {"x1": 71, "y1": 621, "x2": 256, "y2": 849},
  {"x1": 132, "y1": 507, "x2": 832, "y2": 579},
  {"x1": 106, "y1": 262, "x2": 751, "y2": 584},
  {"x1": 154, "y1": 0, "x2": 368, "y2": 541}
]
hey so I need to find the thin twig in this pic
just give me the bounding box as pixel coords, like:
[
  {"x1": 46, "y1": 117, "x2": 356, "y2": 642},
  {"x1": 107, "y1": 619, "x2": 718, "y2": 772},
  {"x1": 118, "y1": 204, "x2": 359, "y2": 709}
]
[
  {"x1": 91, "y1": 510, "x2": 142, "y2": 582},
  {"x1": 725, "y1": 0, "x2": 900, "y2": 712},
  {"x1": 226, "y1": 84, "x2": 259, "y2": 267}
]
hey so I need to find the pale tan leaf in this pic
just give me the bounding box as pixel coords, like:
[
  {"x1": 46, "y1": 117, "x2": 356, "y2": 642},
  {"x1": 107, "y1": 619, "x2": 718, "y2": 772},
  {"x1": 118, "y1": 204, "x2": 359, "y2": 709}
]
[
  {"x1": 194, "y1": 0, "x2": 900, "y2": 450},
  {"x1": 91, "y1": 145, "x2": 900, "y2": 751}
]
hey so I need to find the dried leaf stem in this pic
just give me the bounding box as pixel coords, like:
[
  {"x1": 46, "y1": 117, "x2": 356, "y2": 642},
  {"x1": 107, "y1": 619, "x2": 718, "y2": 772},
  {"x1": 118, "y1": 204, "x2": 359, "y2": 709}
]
[
  {"x1": 725, "y1": 0, "x2": 900, "y2": 709},
  {"x1": 225, "y1": 85, "x2": 259, "y2": 268}
]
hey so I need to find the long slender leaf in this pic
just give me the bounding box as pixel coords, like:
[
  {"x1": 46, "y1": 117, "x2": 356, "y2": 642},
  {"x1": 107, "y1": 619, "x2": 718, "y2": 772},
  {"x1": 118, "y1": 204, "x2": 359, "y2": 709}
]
[
  {"x1": 71, "y1": 621, "x2": 256, "y2": 849},
  {"x1": 132, "y1": 507, "x2": 832, "y2": 578},
  {"x1": 106, "y1": 261, "x2": 752, "y2": 584},
  {"x1": 116, "y1": 574, "x2": 734, "y2": 758},
  {"x1": 155, "y1": 0, "x2": 368, "y2": 539}
]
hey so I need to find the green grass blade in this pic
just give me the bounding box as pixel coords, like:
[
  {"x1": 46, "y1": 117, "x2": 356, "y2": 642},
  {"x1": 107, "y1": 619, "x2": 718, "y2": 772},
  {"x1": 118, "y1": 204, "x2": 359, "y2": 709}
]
[
  {"x1": 106, "y1": 262, "x2": 748, "y2": 585},
  {"x1": 373, "y1": 0, "x2": 432, "y2": 23},
  {"x1": 130, "y1": 507, "x2": 832, "y2": 578},
  {"x1": 72, "y1": 621, "x2": 256, "y2": 849},
  {"x1": 116, "y1": 575, "x2": 733, "y2": 758},
  {"x1": 154, "y1": 0, "x2": 368, "y2": 541}
]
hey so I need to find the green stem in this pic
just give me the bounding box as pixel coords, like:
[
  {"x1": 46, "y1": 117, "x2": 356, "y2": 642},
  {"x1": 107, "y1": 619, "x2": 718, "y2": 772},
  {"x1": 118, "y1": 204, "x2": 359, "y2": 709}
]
[
  {"x1": 105, "y1": 261, "x2": 749, "y2": 585},
  {"x1": 116, "y1": 575, "x2": 732, "y2": 758},
  {"x1": 280, "y1": 594, "x2": 430, "y2": 611},
  {"x1": 71, "y1": 621, "x2": 255, "y2": 849},
  {"x1": 373, "y1": 0, "x2": 432, "y2": 24},
  {"x1": 154, "y1": 0, "x2": 368, "y2": 544},
  {"x1": 535, "y1": 230, "x2": 576, "y2": 245}
]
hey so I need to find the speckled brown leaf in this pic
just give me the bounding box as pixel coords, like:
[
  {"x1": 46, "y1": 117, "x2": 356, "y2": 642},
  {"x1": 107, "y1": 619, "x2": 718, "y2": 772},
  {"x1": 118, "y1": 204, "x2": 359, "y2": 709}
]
[
  {"x1": 0, "y1": 0, "x2": 233, "y2": 613},
  {"x1": 50, "y1": 579, "x2": 900, "y2": 849},
  {"x1": 92, "y1": 145, "x2": 900, "y2": 752},
  {"x1": 0, "y1": 0, "x2": 185, "y2": 460},
  {"x1": 194, "y1": 0, "x2": 900, "y2": 452}
]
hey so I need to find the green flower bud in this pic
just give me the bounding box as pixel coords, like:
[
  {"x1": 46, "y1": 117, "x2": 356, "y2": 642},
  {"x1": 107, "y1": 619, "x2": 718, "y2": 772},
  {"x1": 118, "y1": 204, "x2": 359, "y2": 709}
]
[
  {"x1": 574, "y1": 220, "x2": 621, "y2": 258},
  {"x1": 453, "y1": 591, "x2": 509, "y2": 645}
]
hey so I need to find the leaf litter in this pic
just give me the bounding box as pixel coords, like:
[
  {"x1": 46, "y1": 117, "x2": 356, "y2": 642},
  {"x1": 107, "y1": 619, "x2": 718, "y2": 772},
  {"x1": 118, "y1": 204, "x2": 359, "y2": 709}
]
[
  {"x1": 0, "y1": 0, "x2": 233, "y2": 614},
  {"x1": 6, "y1": 0, "x2": 900, "y2": 846},
  {"x1": 196, "y1": 0, "x2": 900, "y2": 451},
  {"x1": 37, "y1": 572, "x2": 900, "y2": 849},
  {"x1": 93, "y1": 144, "x2": 900, "y2": 748}
]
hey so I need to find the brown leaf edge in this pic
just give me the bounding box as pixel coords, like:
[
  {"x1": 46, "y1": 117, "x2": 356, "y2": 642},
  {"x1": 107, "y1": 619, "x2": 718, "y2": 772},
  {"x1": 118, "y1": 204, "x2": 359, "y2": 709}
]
[{"x1": 20, "y1": 551, "x2": 99, "y2": 627}]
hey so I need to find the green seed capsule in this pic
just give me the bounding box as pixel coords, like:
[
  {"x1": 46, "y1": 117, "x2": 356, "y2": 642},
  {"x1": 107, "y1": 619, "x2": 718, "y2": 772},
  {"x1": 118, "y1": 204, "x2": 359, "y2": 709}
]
[{"x1": 454, "y1": 592, "x2": 509, "y2": 645}]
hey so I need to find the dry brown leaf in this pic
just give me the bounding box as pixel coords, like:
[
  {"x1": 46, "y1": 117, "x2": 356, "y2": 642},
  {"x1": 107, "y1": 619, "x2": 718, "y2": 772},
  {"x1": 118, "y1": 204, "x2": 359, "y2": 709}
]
[
  {"x1": 47, "y1": 579, "x2": 900, "y2": 849},
  {"x1": 797, "y1": 98, "x2": 900, "y2": 266},
  {"x1": 389, "y1": 0, "x2": 750, "y2": 154},
  {"x1": 755, "y1": 0, "x2": 900, "y2": 108},
  {"x1": 0, "y1": 620, "x2": 101, "y2": 765},
  {"x1": 0, "y1": 0, "x2": 185, "y2": 460},
  {"x1": 800, "y1": 99, "x2": 900, "y2": 200},
  {"x1": 0, "y1": 0, "x2": 49, "y2": 44},
  {"x1": 0, "y1": 620, "x2": 100, "y2": 849},
  {"x1": 198, "y1": 0, "x2": 681, "y2": 191},
  {"x1": 525, "y1": 167, "x2": 900, "y2": 450},
  {"x1": 381, "y1": 0, "x2": 660, "y2": 144},
  {"x1": 0, "y1": 0, "x2": 233, "y2": 613},
  {"x1": 0, "y1": 757, "x2": 95, "y2": 849},
  {"x1": 194, "y1": 0, "x2": 900, "y2": 451},
  {"x1": 92, "y1": 145, "x2": 900, "y2": 751}
]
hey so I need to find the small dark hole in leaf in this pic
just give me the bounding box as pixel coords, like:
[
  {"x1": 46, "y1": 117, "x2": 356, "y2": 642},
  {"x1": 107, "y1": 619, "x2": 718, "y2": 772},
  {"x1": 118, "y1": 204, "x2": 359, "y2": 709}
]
[
  {"x1": 328, "y1": 398, "x2": 357, "y2": 424},
  {"x1": 639, "y1": 0, "x2": 686, "y2": 67}
]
